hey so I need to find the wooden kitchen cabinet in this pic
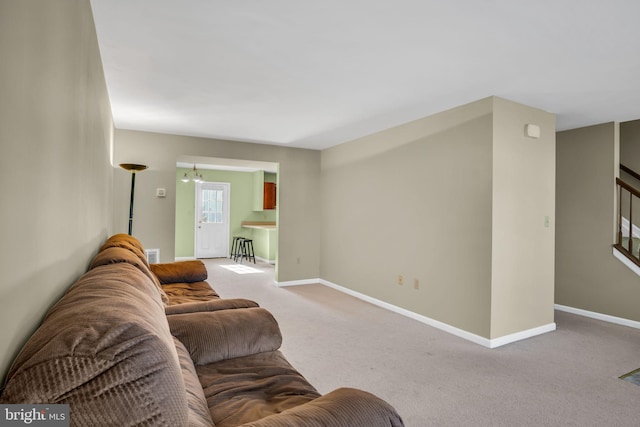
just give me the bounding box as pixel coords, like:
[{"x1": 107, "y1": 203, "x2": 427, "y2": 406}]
[{"x1": 263, "y1": 182, "x2": 276, "y2": 210}]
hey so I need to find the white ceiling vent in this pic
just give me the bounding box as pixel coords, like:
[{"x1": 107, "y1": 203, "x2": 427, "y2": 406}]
[{"x1": 145, "y1": 249, "x2": 160, "y2": 264}]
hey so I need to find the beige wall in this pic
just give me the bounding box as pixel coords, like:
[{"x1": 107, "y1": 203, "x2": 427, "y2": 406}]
[
  {"x1": 620, "y1": 119, "x2": 640, "y2": 172},
  {"x1": 0, "y1": 0, "x2": 114, "y2": 382},
  {"x1": 112, "y1": 130, "x2": 321, "y2": 282},
  {"x1": 620, "y1": 119, "x2": 640, "y2": 189},
  {"x1": 490, "y1": 98, "x2": 556, "y2": 338},
  {"x1": 321, "y1": 97, "x2": 555, "y2": 340},
  {"x1": 618, "y1": 120, "x2": 640, "y2": 224},
  {"x1": 321, "y1": 98, "x2": 495, "y2": 337},
  {"x1": 556, "y1": 123, "x2": 640, "y2": 321}
]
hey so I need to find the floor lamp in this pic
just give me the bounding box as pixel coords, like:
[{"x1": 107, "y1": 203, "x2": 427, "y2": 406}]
[{"x1": 119, "y1": 163, "x2": 148, "y2": 235}]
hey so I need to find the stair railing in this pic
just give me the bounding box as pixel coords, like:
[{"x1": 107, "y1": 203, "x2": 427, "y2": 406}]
[{"x1": 615, "y1": 176, "x2": 640, "y2": 267}]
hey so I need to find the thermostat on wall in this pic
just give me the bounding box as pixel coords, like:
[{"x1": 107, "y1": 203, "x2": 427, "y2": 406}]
[
  {"x1": 525, "y1": 124, "x2": 541, "y2": 139},
  {"x1": 156, "y1": 188, "x2": 166, "y2": 198}
]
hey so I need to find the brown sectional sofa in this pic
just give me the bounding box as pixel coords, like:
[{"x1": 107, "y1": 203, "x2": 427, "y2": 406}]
[{"x1": 0, "y1": 234, "x2": 403, "y2": 426}]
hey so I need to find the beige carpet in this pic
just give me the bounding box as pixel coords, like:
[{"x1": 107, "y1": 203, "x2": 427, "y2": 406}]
[{"x1": 203, "y1": 258, "x2": 640, "y2": 426}]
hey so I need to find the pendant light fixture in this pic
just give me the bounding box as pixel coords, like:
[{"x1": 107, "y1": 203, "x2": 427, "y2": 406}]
[{"x1": 181, "y1": 163, "x2": 204, "y2": 183}]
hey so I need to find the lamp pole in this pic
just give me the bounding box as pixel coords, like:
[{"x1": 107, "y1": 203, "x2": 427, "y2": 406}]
[{"x1": 119, "y1": 163, "x2": 148, "y2": 235}]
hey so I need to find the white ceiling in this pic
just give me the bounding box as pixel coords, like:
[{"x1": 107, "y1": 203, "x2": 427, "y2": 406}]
[{"x1": 90, "y1": 0, "x2": 640, "y2": 151}]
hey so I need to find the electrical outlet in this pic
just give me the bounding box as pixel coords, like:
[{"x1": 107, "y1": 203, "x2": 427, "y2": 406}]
[
  {"x1": 398, "y1": 275, "x2": 403, "y2": 285},
  {"x1": 414, "y1": 278, "x2": 419, "y2": 290}
]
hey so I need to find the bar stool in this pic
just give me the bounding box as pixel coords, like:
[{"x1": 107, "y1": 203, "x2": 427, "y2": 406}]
[
  {"x1": 230, "y1": 236, "x2": 243, "y2": 261},
  {"x1": 238, "y1": 238, "x2": 256, "y2": 264}
]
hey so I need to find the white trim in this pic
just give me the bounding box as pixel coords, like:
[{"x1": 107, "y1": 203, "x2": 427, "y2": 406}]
[
  {"x1": 613, "y1": 246, "x2": 640, "y2": 276},
  {"x1": 174, "y1": 256, "x2": 196, "y2": 261},
  {"x1": 255, "y1": 256, "x2": 276, "y2": 265},
  {"x1": 295, "y1": 278, "x2": 556, "y2": 348},
  {"x1": 274, "y1": 278, "x2": 320, "y2": 287},
  {"x1": 555, "y1": 304, "x2": 640, "y2": 330},
  {"x1": 488, "y1": 323, "x2": 556, "y2": 348},
  {"x1": 319, "y1": 279, "x2": 490, "y2": 347}
]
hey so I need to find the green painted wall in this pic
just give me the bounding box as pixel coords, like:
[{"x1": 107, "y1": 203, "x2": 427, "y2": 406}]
[
  {"x1": 175, "y1": 168, "x2": 277, "y2": 258},
  {"x1": 251, "y1": 228, "x2": 278, "y2": 262}
]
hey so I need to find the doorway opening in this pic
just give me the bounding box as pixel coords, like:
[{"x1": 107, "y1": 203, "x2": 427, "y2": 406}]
[{"x1": 175, "y1": 156, "x2": 279, "y2": 266}]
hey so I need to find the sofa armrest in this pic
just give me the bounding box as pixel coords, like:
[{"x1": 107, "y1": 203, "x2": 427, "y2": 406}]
[
  {"x1": 150, "y1": 260, "x2": 207, "y2": 284},
  {"x1": 167, "y1": 307, "x2": 282, "y2": 365},
  {"x1": 241, "y1": 387, "x2": 404, "y2": 427},
  {"x1": 165, "y1": 298, "x2": 259, "y2": 315}
]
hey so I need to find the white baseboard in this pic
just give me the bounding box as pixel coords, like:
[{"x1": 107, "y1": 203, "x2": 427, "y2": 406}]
[
  {"x1": 488, "y1": 323, "x2": 556, "y2": 348},
  {"x1": 255, "y1": 256, "x2": 276, "y2": 265},
  {"x1": 280, "y1": 278, "x2": 555, "y2": 348},
  {"x1": 174, "y1": 256, "x2": 196, "y2": 261},
  {"x1": 274, "y1": 278, "x2": 320, "y2": 287},
  {"x1": 555, "y1": 304, "x2": 640, "y2": 330}
]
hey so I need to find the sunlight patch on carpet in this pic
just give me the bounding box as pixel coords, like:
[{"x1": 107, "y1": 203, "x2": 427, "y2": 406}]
[
  {"x1": 220, "y1": 264, "x2": 264, "y2": 274},
  {"x1": 619, "y1": 368, "x2": 640, "y2": 386}
]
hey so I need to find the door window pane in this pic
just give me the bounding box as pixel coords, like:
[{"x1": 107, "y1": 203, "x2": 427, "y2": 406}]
[{"x1": 201, "y1": 189, "x2": 223, "y2": 223}]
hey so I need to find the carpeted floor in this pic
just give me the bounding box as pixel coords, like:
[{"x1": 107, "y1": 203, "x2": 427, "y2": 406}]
[{"x1": 203, "y1": 257, "x2": 640, "y2": 426}]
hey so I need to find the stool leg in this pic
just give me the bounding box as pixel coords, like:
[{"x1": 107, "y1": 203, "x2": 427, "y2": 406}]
[
  {"x1": 232, "y1": 237, "x2": 238, "y2": 261},
  {"x1": 234, "y1": 238, "x2": 243, "y2": 262},
  {"x1": 248, "y1": 240, "x2": 255, "y2": 264},
  {"x1": 238, "y1": 239, "x2": 245, "y2": 264},
  {"x1": 230, "y1": 237, "x2": 237, "y2": 259}
]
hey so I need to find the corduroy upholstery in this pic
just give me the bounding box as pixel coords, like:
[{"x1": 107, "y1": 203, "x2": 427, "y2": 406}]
[
  {"x1": 151, "y1": 260, "x2": 208, "y2": 284},
  {"x1": 174, "y1": 337, "x2": 215, "y2": 427},
  {"x1": 0, "y1": 263, "x2": 190, "y2": 426},
  {"x1": 165, "y1": 298, "x2": 259, "y2": 316},
  {"x1": 162, "y1": 281, "x2": 220, "y2": 305},
  {"x1": 168, "y1": 308, "x2": 283, "y2": 366},
  {"x1": 0, "y1": 234, "x2": 404, "y2": 426}
]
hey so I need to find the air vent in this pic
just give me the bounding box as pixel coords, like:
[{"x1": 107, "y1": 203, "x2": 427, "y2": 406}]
[{"x1": 145, "y1": 249, "x2": 160, "y2": 264}]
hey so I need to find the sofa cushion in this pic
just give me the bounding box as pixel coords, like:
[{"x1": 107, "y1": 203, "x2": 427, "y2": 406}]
[
  {"x1": 167, "y1": 308, "x2": 282, "y2": 365},
  {"x1": 174, "y1": 337, "x2": 215, "y2": 427},
  {"x1": 165, "y1": 298, "x2": 259, "y2": 316},
  {"x1": 196, "y1": 351, "x2": 321, "y2": 427},
  {"x1": 241, "y1": 387, "x2": 405, "y2": 427},
  {"x1": 0, "y1": 264, "x2": 189, "y2": 426},
  {"x1": 150, "y1": 260, "x2": 208, "y2": 284},
  {"x1": 162, "y1": 281, "x2": 220, "y2": 305}
]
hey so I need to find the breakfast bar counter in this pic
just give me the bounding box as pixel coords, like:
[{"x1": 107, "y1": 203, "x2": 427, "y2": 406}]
[{"x1": 241, "y1": 221, "x2": 276, "y2": 230}]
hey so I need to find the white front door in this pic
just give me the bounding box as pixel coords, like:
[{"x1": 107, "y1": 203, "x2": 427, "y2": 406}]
[{"x1": 195, "y1": 182, "x2": 230, "y2": 258}]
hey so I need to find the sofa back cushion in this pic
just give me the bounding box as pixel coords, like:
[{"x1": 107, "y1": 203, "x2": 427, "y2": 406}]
[
  {"x1": 0, "y1": 264, "x2": 189, "y2": 426},
  {"x1": 98, "y1": 233, "x2": 148, "y2": 265},
  {"x1": 90, "y1": 246, "x2": 169, "y2": 305},
  {"x1": 167, "y1": 307, "x2": 282, "y2": 366}
]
